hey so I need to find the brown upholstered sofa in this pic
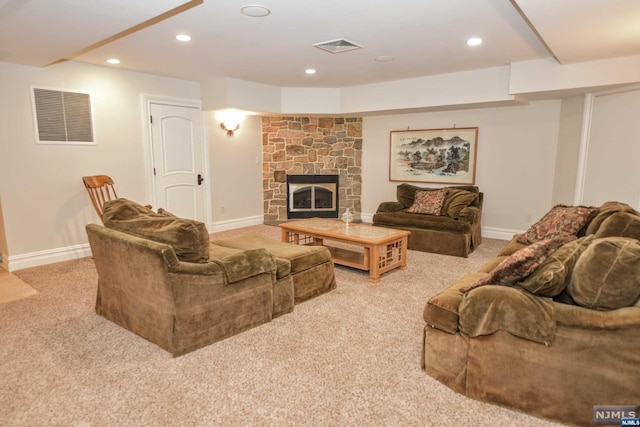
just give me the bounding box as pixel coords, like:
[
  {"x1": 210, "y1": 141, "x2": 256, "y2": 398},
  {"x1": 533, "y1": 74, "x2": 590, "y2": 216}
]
[
  {"x1": 422, "y1": 201, "x2": 640, "y2": 425},
  {"x1": 373, "y1": 184, "x2": 483, "y2": 257},
  {"x1": 86, "y1": 198, "x2": 335, "y2": 357}
]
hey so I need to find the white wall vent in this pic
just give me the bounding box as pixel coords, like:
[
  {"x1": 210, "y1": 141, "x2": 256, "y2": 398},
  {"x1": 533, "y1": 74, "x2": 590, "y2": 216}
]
[{"x1": 31, "y1": 87, "x2": 96, "y2": 145}]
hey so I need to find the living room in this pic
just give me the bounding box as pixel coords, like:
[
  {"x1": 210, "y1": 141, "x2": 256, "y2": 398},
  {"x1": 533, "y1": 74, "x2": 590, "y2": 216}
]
[{"x1": 1, "y1": 1, "x2": 640, "y2": 425}]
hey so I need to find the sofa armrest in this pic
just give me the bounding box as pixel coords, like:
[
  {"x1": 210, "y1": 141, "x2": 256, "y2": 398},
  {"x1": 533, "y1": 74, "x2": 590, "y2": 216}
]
[
  {"x1": 457, "y1": 206, "x2": 479, "y2": 223},
  {"x1": 376, "y1": 201, "x2": 405, "y2": 213},
  {"x1": 211, "y1": 248, "x2": 277, "y2": 284},
  {"x1": 459, "y1": 285, "x2": 556, "y2": 345},
  {"x1": 168, "y1": 248, "x2": 276, "y2": 284}
]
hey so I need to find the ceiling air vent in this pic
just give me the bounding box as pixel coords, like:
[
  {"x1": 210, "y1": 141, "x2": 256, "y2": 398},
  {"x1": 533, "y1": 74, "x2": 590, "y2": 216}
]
[
  {"x1": 31, "y1": 87, "x2": 95, "y2": 145},
  {"x1": 313, "y1": 38, "x2": 363, "y2": 54}
]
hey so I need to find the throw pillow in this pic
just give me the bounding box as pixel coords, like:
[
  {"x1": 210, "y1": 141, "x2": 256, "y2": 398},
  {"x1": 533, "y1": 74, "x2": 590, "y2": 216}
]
[
  {"x1": 594, "y1": 211, "x2": 640, "y2": 241},
  {"x1": 396, "y1": 183, "x2": 424, "y2": 208},
  {"x1": 442, "y1": 188, "x2": 478, "y2": 218},
  {"x1": 517, "y1": 235, "x2": 594, "y2": 297},
  {"x1": 407, "y1": 189, "x2": 446, "y2": 215},
  {"x1": 517, "y1": 204, "x2": 598, "y2": 244},
  {"x1": 461, "y1": 235, "x2": 576, "y2": 293},
  {"x1": 585, "y1": 201, "x2": 635, "y2": 235},
  {"x1": 567, "y1": 237, "x2": 640, "y2": 310},
  {"x1": 103, "y1": 198, "x2": 210, "y2": 263}
]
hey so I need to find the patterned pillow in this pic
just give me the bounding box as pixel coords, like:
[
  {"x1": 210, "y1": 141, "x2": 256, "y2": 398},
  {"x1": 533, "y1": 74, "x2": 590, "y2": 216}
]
[
  {"x1": 461, "y1": 235, "x2": 576, "y2": 293},
  {"x1": 407, "y1": 189, "x2": 446, "y2": 215},
  {"x1": 518, "y1": 204, "x2": 598, "y2": 244}
]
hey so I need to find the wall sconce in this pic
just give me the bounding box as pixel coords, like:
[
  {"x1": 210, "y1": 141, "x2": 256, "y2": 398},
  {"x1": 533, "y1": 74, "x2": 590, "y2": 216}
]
[{"x1": 220, "y1": 122, "x2": 240, "y2": 136}]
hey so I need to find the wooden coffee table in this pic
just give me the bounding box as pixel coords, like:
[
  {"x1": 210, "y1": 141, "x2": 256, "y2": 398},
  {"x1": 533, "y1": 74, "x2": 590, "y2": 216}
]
[{"x1": 280, "y1": 218, "x2": 410, "y2": 283}]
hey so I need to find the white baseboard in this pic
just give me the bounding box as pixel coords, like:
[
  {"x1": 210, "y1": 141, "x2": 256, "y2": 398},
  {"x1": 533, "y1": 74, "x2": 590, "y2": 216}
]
[
  {"x1": 481, "y1": 226, "x2": 523, "y2": 241},
  {"x1": 8, "y1": 243, "x2": 92, "y2": 272},
  {"x1": 208, "y1": 215, "x2": 265, "y2": 233},
  {"x1": 360, "y1": 212, "x2": 374, "y2": 223}
]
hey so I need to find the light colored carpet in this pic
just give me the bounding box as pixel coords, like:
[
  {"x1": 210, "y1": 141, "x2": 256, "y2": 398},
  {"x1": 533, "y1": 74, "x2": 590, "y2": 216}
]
[
  {"x1": 1, "y1": 225, "x2": 561, "y2": 426},
  {"x1": 0, "y1": 268, "x2": 38, "y2": 304}
]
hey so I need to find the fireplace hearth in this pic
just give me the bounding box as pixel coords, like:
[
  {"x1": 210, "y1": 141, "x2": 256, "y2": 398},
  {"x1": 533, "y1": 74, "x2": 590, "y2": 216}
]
[{"x1": 287, "y1": 175, "x2": 339, "y2": 219}]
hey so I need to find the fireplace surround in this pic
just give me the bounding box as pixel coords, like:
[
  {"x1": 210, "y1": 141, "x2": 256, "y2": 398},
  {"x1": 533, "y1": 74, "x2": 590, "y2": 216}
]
[
  {"x1": 287, "y1": 175, "x2": 339, "y2": 219},
  {"x1": 262, "y1": 116, "x2": 362, "y2": 224}
]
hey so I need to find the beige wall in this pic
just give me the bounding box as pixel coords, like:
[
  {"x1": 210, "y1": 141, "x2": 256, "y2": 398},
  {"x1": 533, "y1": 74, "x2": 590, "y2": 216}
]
[
  {"x1": 205, "y1": 113, "x2": 264, "y2": 228},
  {"x1": 0, "y1": 61, "x2": 200, "y2": 268},
  {"x1": 361, "y1": 100, "x2": 562, "y2": 233},
  {"x1": 581, "y1": 89, "x2": 640, "y2": 208},
  {"x1": 551, "y1": 96, "x2": 585, "y2": 205}
]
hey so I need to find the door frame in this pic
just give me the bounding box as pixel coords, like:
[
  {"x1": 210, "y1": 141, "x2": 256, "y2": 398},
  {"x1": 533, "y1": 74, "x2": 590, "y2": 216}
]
[{"x1": 141, "y1": 94, "x2": 211, "y2": 226}]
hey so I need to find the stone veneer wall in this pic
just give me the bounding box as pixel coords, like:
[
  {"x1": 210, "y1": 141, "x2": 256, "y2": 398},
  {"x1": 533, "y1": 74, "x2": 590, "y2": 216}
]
[{"x1": 262, "y1": 116, "x2": 363, "y2": 223}]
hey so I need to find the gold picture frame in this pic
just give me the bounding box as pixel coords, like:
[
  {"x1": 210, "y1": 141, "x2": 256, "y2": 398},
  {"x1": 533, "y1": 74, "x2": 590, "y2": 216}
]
[{"x1": 389, "y1": 127, "x2": 478, "y2": 184}]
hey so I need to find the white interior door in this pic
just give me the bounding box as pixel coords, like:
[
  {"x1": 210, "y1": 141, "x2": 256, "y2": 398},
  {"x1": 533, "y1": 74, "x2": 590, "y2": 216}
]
[{"x1": 150, "y1": 103, "x2": 205, "y2": 221}]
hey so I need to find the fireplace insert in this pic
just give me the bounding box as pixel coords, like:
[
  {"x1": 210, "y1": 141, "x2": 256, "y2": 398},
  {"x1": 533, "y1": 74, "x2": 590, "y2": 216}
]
[{"x1": 286, "y1": 175, "x2": 339, "y2": 219}]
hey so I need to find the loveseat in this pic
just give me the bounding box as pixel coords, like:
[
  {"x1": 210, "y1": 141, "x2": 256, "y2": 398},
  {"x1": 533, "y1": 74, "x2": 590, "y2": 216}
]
[
  {"x1": 373, "y1": 184, "x2": 482, "y2": 257},
  {"x1": 422, "y1": 202, "x2": 640, "y2": 425},
  {"x1": 86, "y1": 199, "x2": 295, "y2": 356}
]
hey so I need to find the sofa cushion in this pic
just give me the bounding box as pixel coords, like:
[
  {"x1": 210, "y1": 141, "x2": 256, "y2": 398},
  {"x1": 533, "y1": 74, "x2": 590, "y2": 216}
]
[
  {"x1": 585, "y1": 201, "x2": 636, "y2": 235},
  {"x1": 209, "y1": 243, "x2": 287, "y2": 280},
  {"x1": 461, "y1": 236, "x2": 575, "y2": 293},
  {"x1": 443, "y1": 188, "x2": 478, "y2": 218},
  {"x1": 518, "y1": 204, "x2": 598, "y2": 244},
  {"x1": 407, "y1": 189, "x2": 446, "y2": 215},
  {"x1": 103, "y1": 198, "x2": 210, "y2": 263},
  {"x1": 567, "y1": 237, "x2": 640, "y2": 310},
  {"x1": 518, "y1": 235, "x2": 594, "y2": 297},
  {"x1": 373, "y1": 211, "x2": 472, "y2": 233},
  {"x1": 594, "y1": 211, "x2": 640, "y2": 240}
]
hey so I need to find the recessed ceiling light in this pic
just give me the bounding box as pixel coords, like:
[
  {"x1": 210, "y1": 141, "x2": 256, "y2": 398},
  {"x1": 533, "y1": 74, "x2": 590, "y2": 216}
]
[
  {"x1": 374, "y1": 56, "x2": 395, "y2": 63},
  {"x1": 305, "y1": 69, "x2": 317, "y2": 75},
  {"x1": 467, "y1": 37, "x2": 483, "y2": 46},
  {"x1": 106, "y1": 58, "x2": 120, "y2": 65},
  {"x1": 176, "y1": 34, "x2": 191, "y2": 42},
  {"x1": 240, "y1": 5, "x2": 271, "y2": 17}
]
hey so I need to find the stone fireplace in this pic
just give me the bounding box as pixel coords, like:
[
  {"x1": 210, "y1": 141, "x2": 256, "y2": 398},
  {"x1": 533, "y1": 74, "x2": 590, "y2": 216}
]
[{"x1": 262, "y1": 116, "x2": 362, "y2": 223}]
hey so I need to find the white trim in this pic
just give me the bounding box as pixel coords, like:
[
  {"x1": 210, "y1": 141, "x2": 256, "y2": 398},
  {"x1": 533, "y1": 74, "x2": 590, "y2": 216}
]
[
  {"x1": 481, "y1": 226, "x2": 522, "y2": 241},
  {"x1": 8, "y1": 244, "x2": 92, "y2": 272},
  {"x1": 360, "y1": 212, "x2": 374, "y2": 223},
  {"x1": 574, "y1": 93, "x2": 593, "y2": 205},
  {"x1": 209, "y1": 215, "x2": 265, "y2": 233}
]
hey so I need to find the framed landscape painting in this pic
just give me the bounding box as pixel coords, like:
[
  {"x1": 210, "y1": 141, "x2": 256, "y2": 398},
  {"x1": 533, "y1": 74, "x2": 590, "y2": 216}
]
[{"x1": 389, "y1": 127, "x2": 478, "y2": 184}]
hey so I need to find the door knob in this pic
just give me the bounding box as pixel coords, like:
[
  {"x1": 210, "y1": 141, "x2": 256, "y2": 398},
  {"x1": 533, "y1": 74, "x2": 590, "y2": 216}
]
[{"x1": 197, "y1": 174, "x2": 204, "y2": 185}]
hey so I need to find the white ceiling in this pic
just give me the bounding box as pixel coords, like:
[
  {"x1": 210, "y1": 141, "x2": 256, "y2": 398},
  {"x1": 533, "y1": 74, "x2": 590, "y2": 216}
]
[{"x1": 1, "y1": 0, "x2": 639, "y2": 88}]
